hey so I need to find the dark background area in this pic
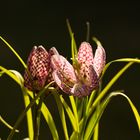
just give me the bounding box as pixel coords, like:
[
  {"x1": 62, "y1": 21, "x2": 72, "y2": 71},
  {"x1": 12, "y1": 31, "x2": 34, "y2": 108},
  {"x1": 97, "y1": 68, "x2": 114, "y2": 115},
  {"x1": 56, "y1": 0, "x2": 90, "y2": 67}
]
[{"x1": 0, "y1": 0, "x2": 140, "y2": 140}]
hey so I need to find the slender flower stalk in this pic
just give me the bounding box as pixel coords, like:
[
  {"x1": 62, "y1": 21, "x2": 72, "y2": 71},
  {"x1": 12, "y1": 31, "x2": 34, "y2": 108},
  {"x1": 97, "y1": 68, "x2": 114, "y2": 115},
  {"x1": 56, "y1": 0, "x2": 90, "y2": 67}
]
[{"x1": 51, "y1": 42, "x2": 106, "y2": 97}]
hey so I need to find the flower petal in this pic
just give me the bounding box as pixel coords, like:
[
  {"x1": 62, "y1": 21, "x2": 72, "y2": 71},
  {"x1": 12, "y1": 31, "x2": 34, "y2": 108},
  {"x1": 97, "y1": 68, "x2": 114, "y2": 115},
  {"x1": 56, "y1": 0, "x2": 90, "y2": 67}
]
[
  {"x1": 93, "y1": 45, "x2": 106, "y2": 76},
  {"x1": 52, "y1": 70, "x2": 72, "y2": 95},
  {"x1": 71, "y1": 65, "x2": 99, "y2": 97},
  {"x1": 24, "y1": 45, "x2": 50, "y2": 91},
  {"x1": 51, "y1": 54, "x2": 77, "y2": 85},
  {"x1": 77, "y1": 42, "x2": 94, "y2": 78},
  {"x1": 78, "y1": 42, "x2": 94, "y2": 66},
  {"x1": 49, "y1": 47, "x2": 59, "y2": 56}
]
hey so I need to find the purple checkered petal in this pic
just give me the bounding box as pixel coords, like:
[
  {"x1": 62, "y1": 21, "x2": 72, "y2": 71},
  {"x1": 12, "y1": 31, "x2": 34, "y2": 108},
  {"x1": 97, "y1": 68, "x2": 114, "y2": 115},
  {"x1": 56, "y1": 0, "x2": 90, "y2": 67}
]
[
  {"x1": 51, "y1": 54, "x2": 77, "y2": 86},
  {"x1": 77, "y1": 42, "x2": 96, "y2": 82},
  {"x1": 24, "y1": 45, "x2": 50, "y2": 91},
  {"x1": 52, "y1": 70, "x2": 72, "y2": 95},
  {"x1": 93, "y1": 45, "x2": 106, "y2": 76},
  {"x1": 78, "y1": 42, "x2": 94, "y2": 68},
  {"x1": 71, "y1": 65, "x2": 99, "y2": 97}
]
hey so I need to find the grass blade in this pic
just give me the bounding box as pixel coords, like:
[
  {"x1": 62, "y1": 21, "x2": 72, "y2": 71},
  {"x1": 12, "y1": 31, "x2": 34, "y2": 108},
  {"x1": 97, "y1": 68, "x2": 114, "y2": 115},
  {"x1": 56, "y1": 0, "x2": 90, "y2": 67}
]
[
  {"x1": 0, "y1": 115, "x2": 19, "y2": 133},
  {"x1": 41, "y1": 103, "x2": 59, "y2": 140},
  {"x1": 9, "y1": 70, "x2": 34, "y2": 139},
  {"x1": 59, "y1": 95, "x2": 78, "y2": 132},
  {"x1": 0, "y1": 36, "x2": 27, "y2": 69},
  {"x1": 102, "y1": 58, "x2": 140, "y2": 77},
  {"x1": 69, "y1": 96, "x2": 79, "y2": 128},
  {"x1": 66, "y1": 19, "x2": 77, "y2": 57},
  {"x1": 7, "y1": 82, "x2": 54, "y2": 140},
  {"x1": 22, "y1": 89, "x2": 34, "y2": 140},
  {"x1": 113, "y1": 92, "x2": 140, "y2": 131},
  {"x1": 53, "y1": 93, "x2": 69, "y2": 140},
  {"x1": 84, "y1": 91, "x2": 140, "y2": 140},
  {"x1": 88, "y1": 62, "x2": 134, "y2": 117},
  {"x1": 0, "y1": 66, "x2": 20, "y2": 85}
]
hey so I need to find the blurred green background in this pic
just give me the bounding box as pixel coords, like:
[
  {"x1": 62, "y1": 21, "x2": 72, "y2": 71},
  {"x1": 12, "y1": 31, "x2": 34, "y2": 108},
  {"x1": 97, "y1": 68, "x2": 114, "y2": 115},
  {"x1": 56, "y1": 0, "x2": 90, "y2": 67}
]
[{"x1": 0, "y1": 0, "x2": 140, "y2": 139}]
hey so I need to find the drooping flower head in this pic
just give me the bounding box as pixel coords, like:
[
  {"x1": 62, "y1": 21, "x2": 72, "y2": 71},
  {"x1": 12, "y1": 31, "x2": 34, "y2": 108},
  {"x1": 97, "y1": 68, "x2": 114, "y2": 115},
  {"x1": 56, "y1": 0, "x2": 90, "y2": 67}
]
[
  {"x1": 51, "y1": 42, "x2": 106, "y2": 97},
  {"x1": 24, "y1": 46, "x2": 51, "y2": 92}
]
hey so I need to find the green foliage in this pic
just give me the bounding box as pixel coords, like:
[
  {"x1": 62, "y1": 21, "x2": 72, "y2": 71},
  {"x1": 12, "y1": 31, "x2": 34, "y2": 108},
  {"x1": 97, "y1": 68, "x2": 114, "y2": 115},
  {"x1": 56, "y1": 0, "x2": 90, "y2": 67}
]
[{"x1": 0, "y1": 22, "x2": 140, "y2": 140}]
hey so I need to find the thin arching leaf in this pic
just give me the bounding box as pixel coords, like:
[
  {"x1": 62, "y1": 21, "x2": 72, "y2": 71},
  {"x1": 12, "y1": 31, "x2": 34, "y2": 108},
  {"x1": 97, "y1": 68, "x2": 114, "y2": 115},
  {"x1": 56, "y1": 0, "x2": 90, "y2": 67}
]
[
  {"x1": 26, "y1": 88, "x2": 59, "y2": 140},
  {"x1": 59, "y1": 95, "x2": 78, "y2": 132},
  {"x1": 79, "y1": 62, "x2": 134, "y2": 131},
  {"x1": 69, "y1": 96, "x2": 79, "y2": 130},
  {"x1": 7, "y1": 82, "x2": 55, "y2": 140},
  {"x1": 41, "y1": 103, "x2": 60, "y2": 140},
  {"x1": 0, "y1": 66, "x2": 20, "y2": 85},
  {"x1": 88, "y1": 62, "x2": 134, "y2": 117},
  {"x1": 10, "y1": 70, "x2": 34, "y2": 140},
  {"x1": 102, "y1": 58, "x2": 140, "y2": 77},
  {"x1": 0, "y1": 36, "x2": 27, "y2": 69},
  {"x1": 53, "y1": 92, "x2": 69, "y2": 140},
  {"x1": 84, "y1": 92, "x2": 140, "y2": 140},
  {"x1": 0, "y1": 115, "x2": 19, "y2": 133},
  {"x1": 66, "y1": 19, "x2": 77, "y2": 57}
]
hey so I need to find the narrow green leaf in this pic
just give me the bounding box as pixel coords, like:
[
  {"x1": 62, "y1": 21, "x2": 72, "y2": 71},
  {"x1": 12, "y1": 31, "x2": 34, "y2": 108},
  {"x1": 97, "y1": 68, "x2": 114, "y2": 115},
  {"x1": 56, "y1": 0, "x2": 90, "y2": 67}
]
[
  {"x1": 77, "y1": 98, "x2": 84, "y2": 121},
  {"x1": 92, "y1": 37, "x2": 102, "y2": 46},
  {"x1": 69, "y1": 96, "x2": 79, "y2": 132},
  {"x1": 22, "y1": 89, "x2": 34, "y2": 140},
  {"x1": 84, "y1": 109, "x2": 98, "y2": 140},
  {"x1": 10, "y1": 70, "x2": 24, "y2": 85},
  {"x1": 0, "y1": 71, "x2": 4, "y2": 77},
  {"x1": 70, "y1": 131, "x2": 79, "y2": 140},
  {"x1": 0, "y1": 66, "x2": 20, "y2": 85},
  {"x1": 59, "y1": 95, "x2": 78, "y2": 132},
  {"x1": 41, "y1": 103, "x2": 59, "y2": 140},
  {"x1": 102, "y1": 58, "x2": 140, "y2": 77},
  {"x1": 7, "y1": 82, "x2": 54, "y2": 140},
  {"x1": 53, "y1": 93, "x2": 69, "y2": 140},
  {"x1": 66, "y1": 19, "x2": 77, "y2": 56},
  {"x1": 86, "y1": 90, "x2": 96, "y2": 115},
  {"x1": 0, "y1": 115, "x2": 19, "y2": 132},
  {"x1": 0, "y1": 69, "x2": 34, "y2": 139},
  {"x1": 111, "y1": 92, "x2": 140, "y2": 131},
  {"x1": 84, "y1": 91, "x2": 140, "y2": 140},
  {"x1": 93, "y1": 123, "x2": 99, "y2": 140},
  {"x1": 25, "y1": 88, "x2": 59, "y2": 140},
  {"x1": 0, "y1": 36, "x2": 27, "y2": 69},
  {"x1": 88, "y1": 62, "x2": 134, "y2": 117}
]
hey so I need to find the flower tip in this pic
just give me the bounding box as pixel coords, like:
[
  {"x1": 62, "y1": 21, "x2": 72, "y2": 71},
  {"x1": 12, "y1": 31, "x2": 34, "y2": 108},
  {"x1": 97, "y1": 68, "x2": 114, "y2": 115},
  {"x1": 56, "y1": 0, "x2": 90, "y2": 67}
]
[{"x1": 49, "y1": 47, "x2": 59, "y2": 55}]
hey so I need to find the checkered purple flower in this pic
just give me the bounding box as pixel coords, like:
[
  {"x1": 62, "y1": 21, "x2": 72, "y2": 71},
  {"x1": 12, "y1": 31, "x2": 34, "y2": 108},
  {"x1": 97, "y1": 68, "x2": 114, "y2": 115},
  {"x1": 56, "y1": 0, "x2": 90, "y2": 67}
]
[
  {"x1": 51, "y1": 42, "x2": 106, "y2": 97},
  {"x1": 24, "y1": 46, "x2": 52, "y2": 91}
]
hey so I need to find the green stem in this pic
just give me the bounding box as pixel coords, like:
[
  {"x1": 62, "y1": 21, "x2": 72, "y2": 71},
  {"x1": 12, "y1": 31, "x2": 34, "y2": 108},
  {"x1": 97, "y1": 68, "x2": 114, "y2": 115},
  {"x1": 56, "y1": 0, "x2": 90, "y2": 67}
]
[
  {"x1": 34, "y1": 95, "x2": 44, "y2": 140},
  {"x1": 86, "y1": 22, "x2": 90, "y2": 42},
  {"x1": 53, "y1": 93, "x2": 69, "y2": 140},
  {"x1": 93, "y1": 82, "x2": 102, "y2": 140},
  {"x1": 88, "y1": 62, "x2": 134, "y2": 118},
  {"x1": 7, "y1": 82, "x2": 53, "y2": 140},
  {"x1": 22, "y1": 89, "x2": 34, "y2": 140}
]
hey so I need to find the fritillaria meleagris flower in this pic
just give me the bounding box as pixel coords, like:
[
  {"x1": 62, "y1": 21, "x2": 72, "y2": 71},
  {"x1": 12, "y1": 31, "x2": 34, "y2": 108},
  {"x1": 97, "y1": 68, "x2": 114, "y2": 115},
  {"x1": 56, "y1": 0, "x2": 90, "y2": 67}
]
[
  {"x1": 51, "y1": 42, "x2": 106, "y2": 97},
  {"x1": 24, "y1": 46, "x2": 52, "y2": 92}
]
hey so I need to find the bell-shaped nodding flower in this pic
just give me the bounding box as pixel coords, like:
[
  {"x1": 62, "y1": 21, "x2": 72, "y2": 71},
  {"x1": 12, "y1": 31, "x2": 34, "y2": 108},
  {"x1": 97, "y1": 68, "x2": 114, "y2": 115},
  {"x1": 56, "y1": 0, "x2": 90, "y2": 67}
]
[
  {"x1": 24, "y1": 46, "x2": 51, "y2": 92},
  {"x1": 51, "y1": 42, "x2": 106, "y2": 97}
]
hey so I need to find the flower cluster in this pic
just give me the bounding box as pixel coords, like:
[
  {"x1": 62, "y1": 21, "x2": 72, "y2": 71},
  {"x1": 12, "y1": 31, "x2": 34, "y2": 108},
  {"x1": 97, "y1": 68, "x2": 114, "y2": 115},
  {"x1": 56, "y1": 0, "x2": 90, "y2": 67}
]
[{"x1": 24, "y1": 42, "x2": 106, "y2": 97}]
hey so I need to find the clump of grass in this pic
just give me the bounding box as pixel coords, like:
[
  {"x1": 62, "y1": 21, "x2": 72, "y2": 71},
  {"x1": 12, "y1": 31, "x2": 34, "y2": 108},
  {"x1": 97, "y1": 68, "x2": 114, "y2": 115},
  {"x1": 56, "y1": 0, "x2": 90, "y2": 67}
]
[{"x1": 0, "y1": 21, "x2": 140, "y2": 140}]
